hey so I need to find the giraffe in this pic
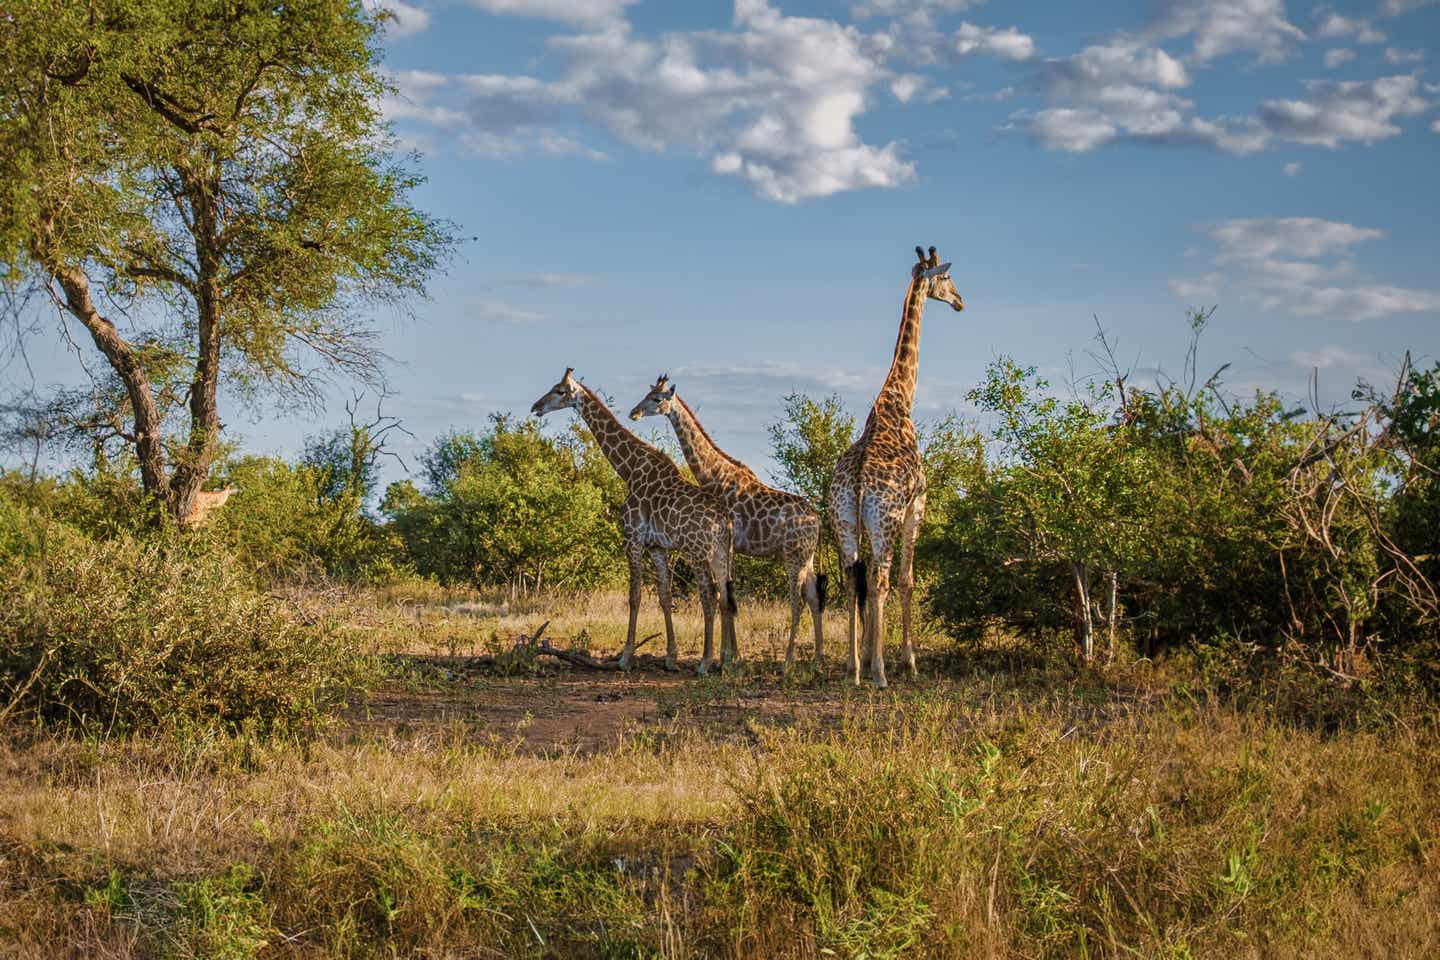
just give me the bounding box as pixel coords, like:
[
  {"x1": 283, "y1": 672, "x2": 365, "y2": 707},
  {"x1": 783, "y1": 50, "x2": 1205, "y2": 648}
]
[
  {"x1": 629, "y1": 376, "x2": 827, "y2": 674},
  {"x1": 530, "y1": 368, "x2": 739, "y2": 673},
  {"x1": 829, "y1": 246, "x2": 964, "y2": 688}
]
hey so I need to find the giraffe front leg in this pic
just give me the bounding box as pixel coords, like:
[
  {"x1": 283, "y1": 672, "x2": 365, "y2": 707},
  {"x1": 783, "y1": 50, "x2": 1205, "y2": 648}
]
[
  {"x1": 620, "y1": 541, "x2": 645, "y2": 671},
  {"x1": 869, "y1": 556, "x2": 891, "y2": 689},
  {"x1": 830, "y1": 510, "x2": 862, "y2": 687},
  {"x1": 805, "y1": 556, "x2": 826, "y2": 673},
  {"x1": 898, "y1": 492, "x2": 926, "y2": 679},
  {"x1": 696, "y1": 571, "x2": 717, "y2": 676},
  {"x1": 783, "y1": 557, "x2": 805, "y2": 676},
  {"x1": 650, "y1": 549, "x2": 679, "y2": 672}
]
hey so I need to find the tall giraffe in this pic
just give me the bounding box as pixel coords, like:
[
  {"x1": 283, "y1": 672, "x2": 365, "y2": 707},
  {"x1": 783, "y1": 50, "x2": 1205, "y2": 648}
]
[
  {"x1": 629, "y1": 376, "x2": 827, "y2": 674},
  {"x1": 531, "y1": 368, "x2": 738, "y2": 673},
  {"x1": 829, "y1": 246, "x2": 964, "y2": 688}
]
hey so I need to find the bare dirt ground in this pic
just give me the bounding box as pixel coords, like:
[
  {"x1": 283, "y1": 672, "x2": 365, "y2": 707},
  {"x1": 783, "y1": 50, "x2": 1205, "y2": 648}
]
[{"x1": 345, "y1": 650, "x2": 907, "y2": 754}]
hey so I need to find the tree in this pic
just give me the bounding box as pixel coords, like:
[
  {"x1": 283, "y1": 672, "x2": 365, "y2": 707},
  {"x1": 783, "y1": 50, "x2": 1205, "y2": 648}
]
[
  {"x1": 768, "y1": 392, "x2": 856, "y2": 577},
  {"x1": 966, "y1": 358, "x2": 1152, "y2": 663},
  {"x1": 0, "y1": 0, "x2": 451, "y2": 525},
  {"x1": 385, "y1": 415, "x2": 624, "y2": 594}
]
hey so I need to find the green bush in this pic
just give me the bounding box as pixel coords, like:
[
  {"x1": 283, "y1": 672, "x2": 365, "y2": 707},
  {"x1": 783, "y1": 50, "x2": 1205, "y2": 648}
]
[{"x1": 0, "y1": 500, "x2": 374, "y2": 734}]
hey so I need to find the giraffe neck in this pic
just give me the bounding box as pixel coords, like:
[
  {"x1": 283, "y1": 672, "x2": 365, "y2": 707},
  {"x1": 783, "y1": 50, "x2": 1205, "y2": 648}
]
[
  {"x1": 574, "y1": 383, "x2": 665, "y2": 485},
  {"x1": 874, "y1": 276, "x2": 928, "y2": 418},
  {"x1": 667, "y1": 395, "x2": 756, "y2": 492}
]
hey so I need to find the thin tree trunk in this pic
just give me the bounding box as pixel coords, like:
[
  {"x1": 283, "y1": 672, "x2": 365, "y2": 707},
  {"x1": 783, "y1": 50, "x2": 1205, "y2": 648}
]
[
  {"x1": 1071, "y1": 561, "x2": 1094, "y2": 664},
  {"x1": 1104, "y1": 568, "x2": 1118, "y2": 665}
]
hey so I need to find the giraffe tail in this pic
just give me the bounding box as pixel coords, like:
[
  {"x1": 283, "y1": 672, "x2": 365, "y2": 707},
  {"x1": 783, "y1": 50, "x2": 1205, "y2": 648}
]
[
  {"x1": 851, "y1": 560, "x2": 867, "y2": 613},
  {"x1": 815, "y1": 573, "x2": 828, "y2": 612},
  {"x1": 725, "y1": 579, "x2": 738, "y2": 614}
]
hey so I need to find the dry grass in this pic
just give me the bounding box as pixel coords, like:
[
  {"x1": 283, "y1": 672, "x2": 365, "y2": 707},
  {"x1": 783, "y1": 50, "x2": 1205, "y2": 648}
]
[{"x1": 2, "y1": 586, "x2": 1438, "y2": 959}]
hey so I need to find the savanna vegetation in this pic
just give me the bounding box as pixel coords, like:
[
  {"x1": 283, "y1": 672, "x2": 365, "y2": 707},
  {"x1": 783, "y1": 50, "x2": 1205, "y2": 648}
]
[{"x1": 2, "y1": 2, "x2": 1438, "y2": 958}]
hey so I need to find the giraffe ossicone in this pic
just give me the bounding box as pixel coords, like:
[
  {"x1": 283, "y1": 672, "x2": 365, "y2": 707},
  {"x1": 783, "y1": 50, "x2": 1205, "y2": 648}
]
[
  {"x1": 827, "y1": 244, "x2": 965, "y2": 688},
  {"x1": 530, "y1": 368, "x2": 739, "y2": 674}
]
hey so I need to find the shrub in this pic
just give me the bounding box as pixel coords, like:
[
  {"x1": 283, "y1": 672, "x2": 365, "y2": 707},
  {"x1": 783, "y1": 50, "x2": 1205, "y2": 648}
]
[{"x1": 0, "y1": 500, "x2": 373, "y2": 734}]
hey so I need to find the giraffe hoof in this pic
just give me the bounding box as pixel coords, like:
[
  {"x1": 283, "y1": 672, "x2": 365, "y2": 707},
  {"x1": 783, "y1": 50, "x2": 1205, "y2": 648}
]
[{"x1": 664, "y1": 659, "x2": 680, "y2": 673}]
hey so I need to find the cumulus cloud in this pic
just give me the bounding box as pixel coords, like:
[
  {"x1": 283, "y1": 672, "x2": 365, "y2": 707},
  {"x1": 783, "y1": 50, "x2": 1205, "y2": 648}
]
[
  {"x1": 1323, "y1": 48, "x2": 1356, "y2": 69},
  {"x1": 953, "y1": 22, "x2": 1036, "y2": 61},
  {"x1": 1384, "y1": 47, "x2": 1425, "y2": 64},
  {"x1": 850, "y1": 0, "x2": 980, "y2": 17},
  {"x1": 1289, "y1": 345, "x2": 1371, "y2": 369},
  {"x1": 1380, "y1": 0, "x2": 1439, "y2": 14},
  {"x1": 1153, "y1": 0, "x2": 1306, "y2": 64},
  {"x1": 463, "y1": 0, "x2": 636, "y2": 26},
  {"x1": 1009, "y1": 38, "x2": 1266, "y2": 153},
  {"x1": 1314, "y1": 11, "x2": 1385, "y2": 44},
  {"x1": 412, "y1": 1, "x2": 917, "y2": 202},
  {"x1": 1258, "y1": 74, "x2": 1429, "y2": 147},
  {"x1": 371, "y1": 0, "x2": 431, "y2": 36},
  {"x1": 468, "y1": 299, "x2": 550, "y2": 324},
  {"x1": 1170, "y1": 272, "x2": 1224, "y2": 298},
  {"x1": 1207, "y1": 217, "x2": 1382, "y2": 260},
  {"x1": 1176, "y1": 217, "x2": 1440, "y2": 321}
]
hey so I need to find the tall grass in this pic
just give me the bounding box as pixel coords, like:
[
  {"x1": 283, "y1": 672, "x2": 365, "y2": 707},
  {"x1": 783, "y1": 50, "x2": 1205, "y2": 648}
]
[{"x1": 3, "y1": 632, "x2": 1436, "y2": 958}]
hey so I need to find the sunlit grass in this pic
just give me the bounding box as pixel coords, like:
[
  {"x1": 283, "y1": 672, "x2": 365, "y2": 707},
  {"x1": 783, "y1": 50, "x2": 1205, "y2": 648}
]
[{"x1": 3, "y1": 586, "x2": 1437, "y2": 958}]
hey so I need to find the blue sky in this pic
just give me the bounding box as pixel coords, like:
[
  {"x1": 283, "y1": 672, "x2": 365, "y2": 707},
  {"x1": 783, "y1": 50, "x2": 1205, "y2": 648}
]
[{"x1": 11, "y1": 0, "x2": 1440, "y2": 487}]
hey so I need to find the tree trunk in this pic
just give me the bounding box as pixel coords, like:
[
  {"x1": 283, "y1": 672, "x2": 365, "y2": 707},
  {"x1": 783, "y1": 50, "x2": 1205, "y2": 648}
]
[
  {"x1": 1104, "y1": 568, "x2": 1119, "y2": 665},
  {"x1": 1071, "y1": 561, "x2": 1094, "y2": 664},
  {"x1": 53, "y1": 267, "x2": 172, "y2": 510},
  {"x1": 167, "y1": 172, "x2": 224, "y2": 525}
]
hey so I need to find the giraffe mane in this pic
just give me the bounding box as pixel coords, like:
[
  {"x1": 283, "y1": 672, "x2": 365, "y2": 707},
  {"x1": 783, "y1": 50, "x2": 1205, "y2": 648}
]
[{"x1": 676, "y1": 394, "x2": 760, "y2": 482}]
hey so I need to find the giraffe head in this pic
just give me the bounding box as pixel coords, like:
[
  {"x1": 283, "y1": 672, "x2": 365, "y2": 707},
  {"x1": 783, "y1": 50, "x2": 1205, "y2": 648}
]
[
  {"x1": 912, "y1": 245, "x2": 964, "y2": 312},
  {"x1": 628, "y1": 374, "x2": 677, "y2": 421},
  {"x1": 530, "y1": 367, "x2": 584, "y2": 417}
]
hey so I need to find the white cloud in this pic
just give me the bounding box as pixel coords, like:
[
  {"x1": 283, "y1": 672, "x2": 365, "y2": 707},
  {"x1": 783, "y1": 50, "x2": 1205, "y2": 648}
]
[
  {"x1": 1153, "y1": 0, "x2": 1306, "y2": 64},
  {"x1": 1314, "y1": 12, "x2": 1384, "y2": 44},
  {"x1": 1384, "y1": 47, "x2": 1425, "y2": 64},
  {"x1": 1011, "y1": 38, "x2": 1267, "y2": 154},
  {"x1": 850, "y1": 0, "x2": 980, "y2": 17},
  {"x1": 1180, "y1": 217, "x2": 1440, "y2": 321},
  {"x1": 1208, "y1": 217, "x2": 1382, "y2": 260},
  {"x1": 1258, "y1": 74, "x2": 1429, "y2": 147},
  {"x1": 1433, "y1": 119, "x2": 1440, "y2": 133},
  {"x1": 438, "y1": 1, "x2": 916, "y2": 202},
  {"x1": 469, "y1": 300, "x2": 550, "y2": 324},
  {"x1": 1170, "y1": 272, "x2": 1224, "y2": 298},
  {"x1": 1290, "y1": 345, "x2": 1371, "y2": 369},
  {"x1": 1283, "y1": 161, "x2": 1301, "y2": 175},
  {"x1": 1380, "y1": 0, "x2": 1439, "y2": 14},
  {"x1": 372, "y1": 0, "x2": 431, "y2": 36},
  {"x1": 672, "y1": 359, "x2": 880, "y2": 394},
  {"x1": 463, "y1": 0, "x2": 636, "y2": 26},
  {"x1": 953, "y1": 22, "x2": 1036, "y2": 61},
  {"x1": 1271, "y1": 285, "x2": 1440, "y2": 320},
  {"x1": 1323, "y1": 48, "x2": 1356, "y2": 68}
]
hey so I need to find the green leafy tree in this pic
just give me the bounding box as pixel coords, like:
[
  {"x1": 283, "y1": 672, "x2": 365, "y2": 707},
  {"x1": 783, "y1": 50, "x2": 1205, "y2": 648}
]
[
  {"x1": 386, "y1": 415, "x2": 623, "y2": 593},
  {"x1": 0, "y1": 0, "x2": 451, "y2": 525},
  {"x1": 963, "y1": 358, "x2": 1153, "y2": 662},
  {"x1": 768, "y1": 392, "x2": 856, "y2": 578}
]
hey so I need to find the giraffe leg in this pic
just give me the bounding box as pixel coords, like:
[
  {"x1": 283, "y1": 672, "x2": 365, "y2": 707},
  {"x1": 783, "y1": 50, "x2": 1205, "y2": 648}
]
[
  {"x1": 783, "y1": 557, "x2": 804, "y2": 676},
  {"x1": 620, "y1": 540, "x2": 645, "y2": 671},
  {"x1": 831, "y1": 513, "x2": 862, "y2": 687},
  {"x1": 898, "y1": 492, "x2": 926, "y2": 679},
  {"x1": 804, "y1": 556, "x2": 825, "y2": 672},
  {"x1": 696, "y1": 569, "x2": 717, "y2": 676},
  {"x1": 709, "y1": 544, "x2": 740, "y2": 670},
  {"x1": 650, "y1": 549, "x2": 679, "y2": 671},
  {"x1": 868, "y1": 553, "x2": 892, "y2": 689}
]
